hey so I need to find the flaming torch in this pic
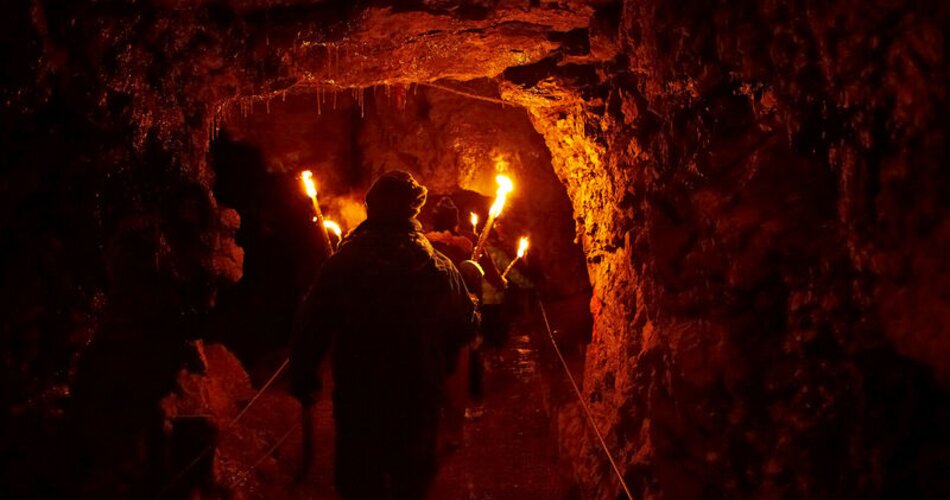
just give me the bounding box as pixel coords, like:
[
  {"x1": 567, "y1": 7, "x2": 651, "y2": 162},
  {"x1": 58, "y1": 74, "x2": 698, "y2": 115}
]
[
  {"x1": 472, "y1": 174, "x2": 513, "y2": 260},
  {"x1": 501, "y1": 237, "x2": 529, "y2": 280},
  {"x1": 323, "y1": 220, "x2": 343, "y2": 250},
  {"x1": 301, "y1": 170, "x2": 334, "y2": 254},
  {"x1": 470, "y1": 212, "x2": 479, "y2": 233}
]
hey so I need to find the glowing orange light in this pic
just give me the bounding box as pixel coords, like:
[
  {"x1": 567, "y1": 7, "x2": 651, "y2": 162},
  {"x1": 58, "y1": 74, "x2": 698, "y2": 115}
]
[
  {"x1": 502, "y1": 235, "x2": 530, "y2": 279},
  {"x1": 488, "y1": 174, "x2": 513, "y2": 218},
  {"x1": 470, "y1": 212, "x2": 479, "y2": 232},
  {"x1": 473, "y1": 174, "x2": 515, "y2": 260},
  {"x1": 323, "y1": 220, "x2": 342, "y2": 240},
  {"x1": 301, "y1": 169, "x2": 334, "y2": 254},
  {"x1": 301, "y1": 170, "x2": 318, "y2": 200}
]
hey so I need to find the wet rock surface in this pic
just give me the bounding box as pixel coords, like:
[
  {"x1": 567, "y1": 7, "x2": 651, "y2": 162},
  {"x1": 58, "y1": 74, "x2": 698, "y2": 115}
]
[{"x1": 501, "y1": 1, "x2": 950, "y2": 498}]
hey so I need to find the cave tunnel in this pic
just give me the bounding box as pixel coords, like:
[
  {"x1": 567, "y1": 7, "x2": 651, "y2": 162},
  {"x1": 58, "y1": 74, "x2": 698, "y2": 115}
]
[
  {"x1": 207, "y1": 82, "x2": 592, "y2": 382},
  {"x1": 1, "y1": 0, "x2": 948, "y2": 499}
]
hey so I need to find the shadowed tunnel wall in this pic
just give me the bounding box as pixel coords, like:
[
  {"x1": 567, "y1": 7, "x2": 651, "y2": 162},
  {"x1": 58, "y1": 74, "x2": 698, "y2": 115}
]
[{"x1": 1, "y1": 0, "x2": 947, "y2": 498}]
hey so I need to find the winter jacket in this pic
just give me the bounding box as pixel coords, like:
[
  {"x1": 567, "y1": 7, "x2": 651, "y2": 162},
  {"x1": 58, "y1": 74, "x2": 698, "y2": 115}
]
[{"x1": 290, "y1": 218, "x2": 478, "y2": 411}]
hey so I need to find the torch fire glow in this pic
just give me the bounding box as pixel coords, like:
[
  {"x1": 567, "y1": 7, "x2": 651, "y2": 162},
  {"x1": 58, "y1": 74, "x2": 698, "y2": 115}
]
[
  {"x1": 489, "y1": 175, "x2": 513, "y2": 218},
  {"x1": 323, "y1": 220, "x2": 342, "y2": 240},
  {"x1": 323, "y1": 220, "x2": 343, "y2": 250},
  {"x1": 470, "y1": 212, "x2": 479, "y2": 233},
  {"x1": 501, "y1": 236, "x2": 529, "y2": 279},
  {"x1": 472, "y1": 174, "x2": 513, "y2": 260},
  {"x1": 300, "y1": 170, "x2": 334, "y2": 254}
]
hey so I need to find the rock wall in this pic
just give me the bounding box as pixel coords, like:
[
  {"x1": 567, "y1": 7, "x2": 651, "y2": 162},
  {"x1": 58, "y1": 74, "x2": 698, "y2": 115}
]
[
  {"x1": 2, "y1": 0, "x2": 946, "y2": 497},
  {"x1": 1, "y1": 0, "x2": 589, "y2": 494},
  {"x1": 503, "y1": 0, "x2": 948, "y2": 497}
]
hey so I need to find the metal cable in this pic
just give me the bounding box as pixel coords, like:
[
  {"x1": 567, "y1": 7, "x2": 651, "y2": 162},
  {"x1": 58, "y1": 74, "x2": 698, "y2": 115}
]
[
  {"x1": 158, "y1": 357, "x2": 291, "y2": 497},
  {"x1": 536, "y1": 295, "x2": 635, "y2": 500},
  {"x1": 230, "y1": 422, "x2": 301, "y2": 489}
]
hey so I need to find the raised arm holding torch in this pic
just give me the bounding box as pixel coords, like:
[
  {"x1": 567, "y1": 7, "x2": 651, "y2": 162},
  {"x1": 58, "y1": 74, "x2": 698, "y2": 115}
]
[
  {"x1": 501, "y1": 236, "x2": 529, "y2": 280},
  {"x1": 297, "y1": 170, "x2": 335, "y2": 482},
  {"x1": 301, "y1": 170, "x2": 335, "y2": 255},
  {"x1": 472, "y1": 174, "x2": 513, "y2": 260}
]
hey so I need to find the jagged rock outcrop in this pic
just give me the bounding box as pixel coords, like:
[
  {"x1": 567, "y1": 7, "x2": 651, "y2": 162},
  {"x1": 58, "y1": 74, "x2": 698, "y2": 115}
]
[{"x1": 502, "y1": 1, "x2": 949, "y2": 497}]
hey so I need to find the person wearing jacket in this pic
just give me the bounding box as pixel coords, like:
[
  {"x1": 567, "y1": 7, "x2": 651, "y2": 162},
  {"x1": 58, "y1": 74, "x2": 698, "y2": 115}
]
[{"x1": 290, "y1": 171, "x2": 478, "y2": 500}]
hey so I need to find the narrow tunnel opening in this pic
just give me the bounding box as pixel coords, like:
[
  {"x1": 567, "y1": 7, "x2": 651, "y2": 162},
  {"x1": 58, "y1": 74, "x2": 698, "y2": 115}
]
[{"x1": 203, "y1": 79, "x2": 593, "y2": 495}]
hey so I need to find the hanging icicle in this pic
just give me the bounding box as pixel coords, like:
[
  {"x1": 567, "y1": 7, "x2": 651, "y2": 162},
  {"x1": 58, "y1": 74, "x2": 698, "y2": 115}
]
[{"x1": 359, "y1": 87, "x2": 365, "y2": 118}]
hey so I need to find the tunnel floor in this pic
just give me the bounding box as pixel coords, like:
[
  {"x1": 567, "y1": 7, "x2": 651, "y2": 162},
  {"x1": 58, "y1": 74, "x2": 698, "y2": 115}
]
[{"x1": 215, "y1": 314, "x2": 579, "y2": 499}]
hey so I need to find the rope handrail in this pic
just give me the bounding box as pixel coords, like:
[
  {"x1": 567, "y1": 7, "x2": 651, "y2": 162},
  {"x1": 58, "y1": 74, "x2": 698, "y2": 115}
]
[
  {"x1": 158, "y1": 357, "x2": 291, "y2": 497},
  {"x1": 166, "y1": 296, "x2": 636, "y2": 499},
  {"x1": 535, "y1": 294, "x2": 635, "y2": 500},
  {"x1": 230, "y1": 422, "x2": 301, "y2": 489}
]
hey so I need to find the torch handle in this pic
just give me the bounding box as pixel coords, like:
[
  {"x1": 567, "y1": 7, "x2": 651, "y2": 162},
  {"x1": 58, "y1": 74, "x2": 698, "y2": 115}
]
[
  {"x1": 311, "y1": 199, "x2": 335, "y2": 256},
  {"x1": 501, "y1": 256, "x2": 520, "y2": 280},
  {"x1": 471, "y1": 213, "x2": 496, "y2": 261}
]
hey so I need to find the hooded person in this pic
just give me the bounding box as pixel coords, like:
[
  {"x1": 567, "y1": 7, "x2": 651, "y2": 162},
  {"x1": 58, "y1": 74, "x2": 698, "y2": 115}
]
[
  {"x1": 290, "y1": 170, "x2": 478, "y2": 500},
  {"x1": 425, "y1": 196, "x2": 473, "y2": 265},
  {"x1": 422, "y1": 197, "x2": 479, "y2": 451}
]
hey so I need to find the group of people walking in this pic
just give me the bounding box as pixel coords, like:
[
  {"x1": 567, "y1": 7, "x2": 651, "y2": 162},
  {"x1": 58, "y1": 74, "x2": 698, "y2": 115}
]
[{"x1": 289, "y1": 170, "x2": 517, "y2": 499}]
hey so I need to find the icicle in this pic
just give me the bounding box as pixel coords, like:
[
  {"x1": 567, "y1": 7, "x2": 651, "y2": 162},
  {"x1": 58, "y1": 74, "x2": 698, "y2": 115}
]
[{"x1": 359, "y1": 87, "x2": 365, "y2": 118}]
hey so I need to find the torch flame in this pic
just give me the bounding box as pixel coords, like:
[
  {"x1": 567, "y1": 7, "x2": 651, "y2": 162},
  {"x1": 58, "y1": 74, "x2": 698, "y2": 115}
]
[
  {"x1": 517, "y1": 237, "x2": 529, "y2": 258},
  {"x1": 470, "y1": 212, "x2": 478, "y2": 229},
  {"x1": 323, "y1": 220, "x2": 342, "y2": 239},
  {"x1": 301, "y1": 170, "x2": 318, "y2": 199},
  {"x1": 488, "y1": 174, "x2": 514, "y2": 218}
]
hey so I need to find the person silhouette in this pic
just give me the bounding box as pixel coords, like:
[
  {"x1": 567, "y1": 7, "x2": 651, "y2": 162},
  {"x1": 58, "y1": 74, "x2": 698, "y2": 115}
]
[{"x1": 290, "y1": 171, "x2": 477, "y2": 499}]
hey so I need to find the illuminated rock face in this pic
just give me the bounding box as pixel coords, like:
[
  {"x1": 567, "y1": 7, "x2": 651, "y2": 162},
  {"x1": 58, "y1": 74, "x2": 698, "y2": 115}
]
[
  {"x1": 505, "y1": 1, "x2": 949, "y2": 498},
  {"x1": 1, "y1": 0, "x2": 947, "y2": 497}
]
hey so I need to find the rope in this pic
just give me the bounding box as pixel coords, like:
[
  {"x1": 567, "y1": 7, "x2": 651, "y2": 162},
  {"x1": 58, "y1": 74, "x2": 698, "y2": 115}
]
[
  {"x1": 232, "y1": 357, "x2": 290, "y2": 423},
  {"x1": 419, "y1": 82, "x2": 517, "y2": 107},
  {"x1": 536, "y1": 295, "x2": 635, "y2": 500},
  {"x1": 230, "y1": 422, "x2": 301, "y2": 489},
  {"x1": 158, "y1": 357, "x2": 291, "y2": 497}
]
